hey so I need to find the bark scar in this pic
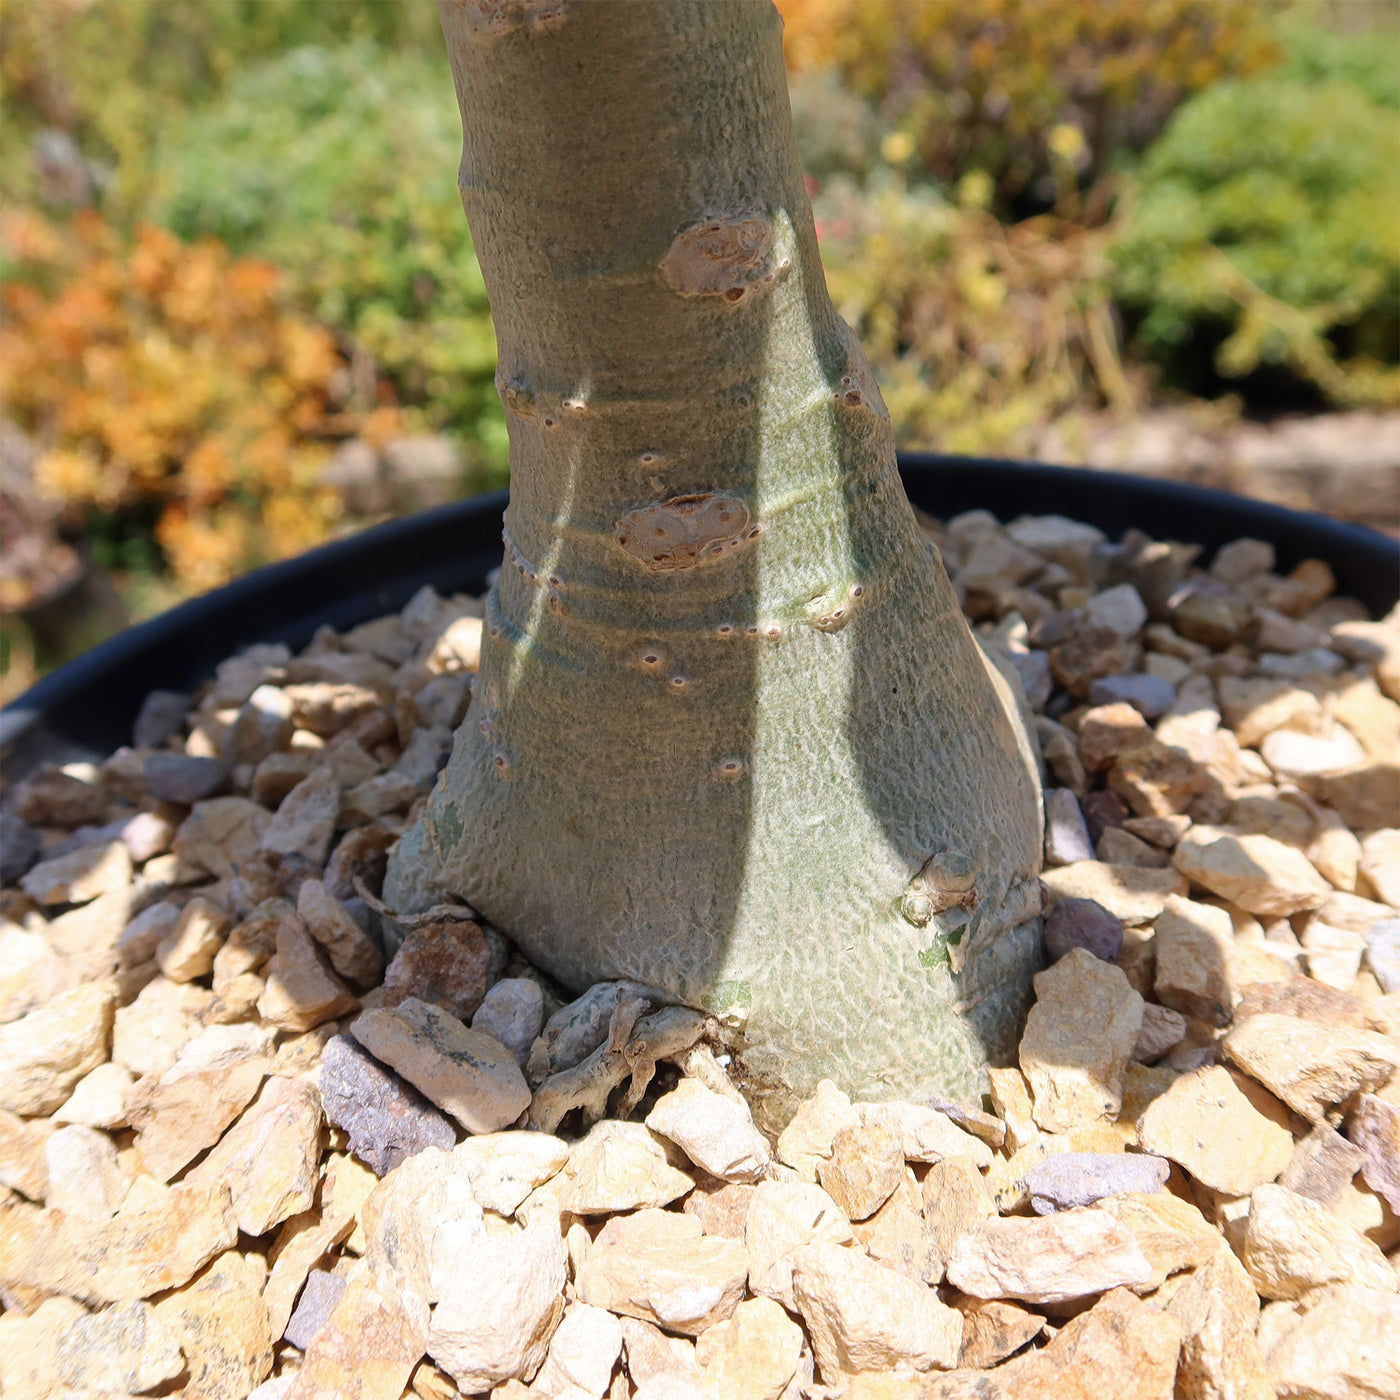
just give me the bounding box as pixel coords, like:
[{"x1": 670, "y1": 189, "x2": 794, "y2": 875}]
[
  {"x1": 660, "y1": 213, "x2": 774, "y2": 299},
  {"x1": 616, "y1": 494, "x2": 752, "y2": 572}
]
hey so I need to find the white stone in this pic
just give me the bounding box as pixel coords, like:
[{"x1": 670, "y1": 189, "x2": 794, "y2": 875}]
[
  {"x1": 429, "y1": 1206, "x2": 567, "y2": 1390},
  {"x1": 451, "y1": 1131, "x2": 570, "y2": 1215},
  {"x1": 53, "y1": 1060, "x2": 134, "y2": 1130},
  {"x1": 854, "y1": 1100, "x2": 994, "y2": 1167},
  {"x1": 791, "y1": 1239, "x2": 962, "y2": 1376},
  {"x1": 532, "y1": 1301, "x2": 623, "y2": 1399},
  {"x1": 945, "y1": 1208, "x2": 1155, "y2": 1304},
  {"x1": 745, "y1": 1179, "x2": 853, "y2": 1311},
  {"x1": 1086, "y1": 583, "x2": 1148, "y2": 638},
  {"x1": 555, "y1": 1120, "x2": 694, "y2": 1214},
  {"x1": 645, "y1": 1078, "x2": 771, "y2": 1183}
]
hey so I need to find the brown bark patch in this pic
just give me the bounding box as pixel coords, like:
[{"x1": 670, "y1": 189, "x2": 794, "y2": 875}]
[
  {"x1": 659, "y1": 215, "x2": 774, "y2": 299},
  {"x1": 616, "y1": 494, "x2": 752, "y2": 572}
]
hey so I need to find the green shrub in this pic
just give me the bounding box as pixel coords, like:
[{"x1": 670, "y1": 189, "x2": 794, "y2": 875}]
[
  {"x1": 0, "y1": 0, "x2": 443, "y2": 212},
  {"x1": 146, "y1": 41, "x2": 507, "y2": 479},
  {"x1": 1111, "y1": 63, "x2": 1400, "y2": 405}
]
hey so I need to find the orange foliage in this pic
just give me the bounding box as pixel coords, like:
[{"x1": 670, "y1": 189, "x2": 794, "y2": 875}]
[{"x1": 0, "y1": 208, "x2": 380, "y2": 592}]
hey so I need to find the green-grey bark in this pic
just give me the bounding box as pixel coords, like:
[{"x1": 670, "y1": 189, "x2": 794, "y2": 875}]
[{"x1": 386, "y1": 0, "x2": 1044, "y2": 1129}]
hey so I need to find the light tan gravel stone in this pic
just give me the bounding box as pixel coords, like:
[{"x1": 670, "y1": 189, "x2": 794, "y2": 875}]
[
  {"x1": 1222, "y1": 1012, "x2": 1400, "y2": 1121},
  {"x1": 1307, "y1": 808, "x2": 1363, "y2": 893},
  {"x1": 954, "y1": 1298, "x2": 1044, "y2": 1370},
  {"x1": 817, "y1": 1121, "x2": 905, "y2": 1221},
  {"x1": 0, "y1": 1296, "x2": 88, "y2": 1398},
  {"x1": 0, "y1": 978, "x2": 115, "y2": 1115},
  {"x1": 854, "y1": 1099, "x2": 994, "y2": 1167},
  {"x1": 44, "y1": 1122, "x2": 128, "y2": 1222},
  {"x1": 576, "y1": 1208, "x2": 745, "y2": 1337},
  {"x1": 257, "y1": 912, "x2": 360, "y2": 1032},
  {"x1": 1041, "y1": 862, "x2": 1188, "y2": 923},
  {"x1": 1159, "y1": 1244, "x2": 1272, "y2": 1400},
  {"x1": 128, "y1": 1022, "x2": 272, "y2": 1181},
  {"x1": 53, "y1": 1298, "x2": 185, "y2": 1394},
  {"x1": 791, "y1": 1238, "x2": 962, "y2": 1377},
  {"x1": 1, "y1": 1174, "x2": 240, "y2": 1302},
  {"x1": 429, "y1": 1203, "x2": 568, "y2": 1388},
  {"x1": 1000, "y1": 1287, "x2": 1182, "y2": 1400},
  {"x1": 351, "y1": 996, "x2": 530, "y2": 1134},
  {"x1": 0, "y1": 923, "x2": 72, "y2": 1024},
  {"x1": 21, "y1": 839, "x2": 132, "y2": 905},
  {"x1": 261, "y1": 765, "x2": 341, "y2": 864},
  {"x1": 1219, "y1": 677, "x2": 1325, "y2": 749},
  {"x1": 0, "y1": 1106, "x2": 51, "y2": 1200},
  {"x1": 1089, "y1": 1190, "x2": 1221, "y2": 1290},
  {"x1": 156, "y1": 894, "x2": 230, "y2": 982},
  {"x1": 945, "y1": 1207, "x2": 1155, "y2": 1304},
  {"x1": 1361, "y1": 828, "x2": 1400, "y2": 906},
  {"x1": 695, "y1": 1295, "x2": 805, "y2": 1400},
  {"x1": 188, "y1": 1075, "x2": 323, "y2": 1237},
  {"x1": 52, "y1": 1059, "x2": 133, "y2": 1130},
  {"x1": 921, "y1": 1156, "x2": 997, "y2": 1281},
  {"x1": 619, "y1": 1316, "x2": 703, "y2": 1387},
  {"x1": 1020, "y1": 947, "x2": 1144, "y2": 1133},
  {"x1": 173, "y1": 796, "x2": 272, "y2": 879},
  {"x1": 1263, "y1": 1283, "x2": 1400, "y2": 1400},
  {"x1": 286, "y1": 1265, "x2": 430, "y2": 1400},
  {"x1": 987, "y1": 1066, "x2": 1039, "y2": 1153},
  {"x1": 152, "y1": 1249, "x2": 274, "y2": 1400},
  {"x1": 1242, "y1": 1183, "x2": 1397, "y2": 1299},
  {"x1": 1153, "y1": 895, "x2": 1236, "y2": 1027},
  {"x1": 298, "y1": 877, "x2": 385, "y2": 989},
  {"x1": 644, "y1": 1077, "x2": 771, "y2": 1183},
  {"x1": 1133, "y1": 1002, "x2": 1188, "y2": 1063},
  {"x1": 745, "y1": 1178, "x2": 853, "y2": 1310},
  {"x1": 263, "y1": 1207, "x2": 356, "y2": 1340},
  {"x1": 1301, "y1": 918, "x2": 1365, "y2": 989},
  {"x1": 450, "y1": 1130, "x2": 570, "y2": 1215},
  {"x1": 1136, "y1": 1065, "x2": 1294, "y2": 1194},
  {"x1": 1173, "y1": 827, "x2": 1331, "y2": 917},
  {"x1": 774, "y1": 1078, "x2": 860, "y2": 1180},
  {"x1": 851, "y1": 1167, "x2": 939, "y2": 1284},
  {"x1": 681, "y1": 1173, "x2": 755, "y2": 1240},
  {"x1": 532, "y1": 1301, "x2": 623, "y2": 1399},
  {"x1": 359, "y1": 1145, "x2": 481, "y2": 1293},
  {"x1": 113, "y1": 972, "x2": 210, "y2": 1077},
  {"x1": 555, "y1": 1120, "x2": 694, "y2": 1214}
]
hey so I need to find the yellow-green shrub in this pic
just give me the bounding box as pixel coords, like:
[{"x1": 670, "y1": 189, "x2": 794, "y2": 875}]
[
  {"x1": 815, "y1": 174, "x2": 1132, "y2": 455},
  {"x1": 776, "y1": 0, "x2": 1276, "y2": 204}
]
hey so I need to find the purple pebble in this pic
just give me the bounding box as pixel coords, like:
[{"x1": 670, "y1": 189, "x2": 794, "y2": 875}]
[{"x1": 1044, "y1": 897, "x2": 1123, "y2": 964}]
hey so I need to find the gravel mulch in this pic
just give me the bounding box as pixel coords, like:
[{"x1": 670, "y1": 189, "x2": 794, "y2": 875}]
[{"x1": 1, "y1": 510, "x2": 1398, "y2": 1400}]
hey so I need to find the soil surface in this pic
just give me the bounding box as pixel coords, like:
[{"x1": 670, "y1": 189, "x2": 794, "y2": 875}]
[{"x1": 1, "y1": 508, "x2": 1398, "y2": 1399}]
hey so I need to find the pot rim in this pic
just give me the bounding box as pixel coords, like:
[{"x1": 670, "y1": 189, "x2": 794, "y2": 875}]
[{"x1": 3, "y1": 453, "x2": 1395, "y2": 775}]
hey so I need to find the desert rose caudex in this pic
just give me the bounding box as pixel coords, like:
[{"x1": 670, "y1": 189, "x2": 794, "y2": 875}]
[{"x1": 385, "y1": 0, "x2": 1044, "y2": 1128}]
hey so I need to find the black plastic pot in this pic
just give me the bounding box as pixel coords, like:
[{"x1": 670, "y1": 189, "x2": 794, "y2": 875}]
[{"x1": 4, "y1": 453, "x2": 1397, "y2": 781}]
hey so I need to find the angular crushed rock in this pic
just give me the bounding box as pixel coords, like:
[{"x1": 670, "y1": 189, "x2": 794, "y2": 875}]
[{"x1": 2, "y1": 520, "x2": 1397, "y2": 1397}]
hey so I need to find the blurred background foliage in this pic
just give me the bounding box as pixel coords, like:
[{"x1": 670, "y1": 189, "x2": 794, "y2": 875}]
[{"x1": 1, "y1": 0, "x2": 1397, "y2": 697}]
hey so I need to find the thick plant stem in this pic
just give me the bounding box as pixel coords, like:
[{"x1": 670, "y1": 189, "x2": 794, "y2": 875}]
[{"x1": 387, "y1": 0, "x2": 1044, "y2": 1129}]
